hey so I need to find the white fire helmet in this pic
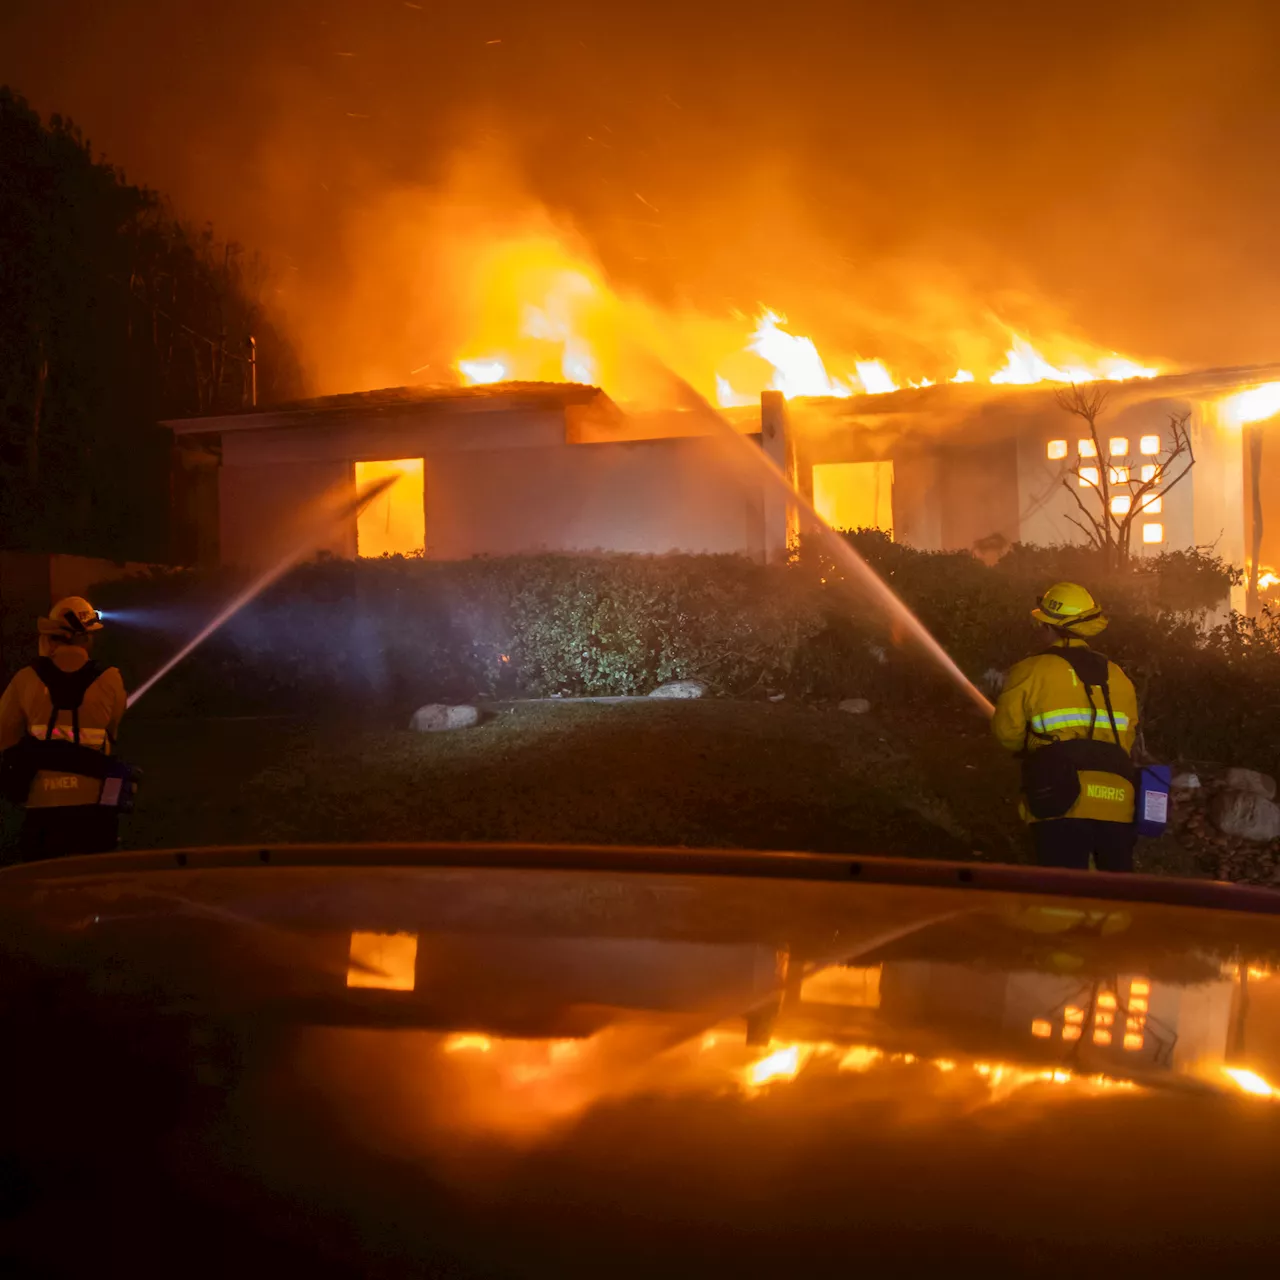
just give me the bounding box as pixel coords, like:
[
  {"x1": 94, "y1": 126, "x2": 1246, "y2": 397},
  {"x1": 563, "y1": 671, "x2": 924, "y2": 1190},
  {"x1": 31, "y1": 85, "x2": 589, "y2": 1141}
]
[{"x1": 37, "y1": 596, "x2": 105, "y2": 638}]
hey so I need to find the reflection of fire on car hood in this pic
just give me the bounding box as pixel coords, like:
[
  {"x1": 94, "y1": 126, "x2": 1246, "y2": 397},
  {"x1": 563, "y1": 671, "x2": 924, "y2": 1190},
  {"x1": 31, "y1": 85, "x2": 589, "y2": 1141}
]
[{"x1": 1, "y1": 844, "x2": 1280, "y2": 1275}]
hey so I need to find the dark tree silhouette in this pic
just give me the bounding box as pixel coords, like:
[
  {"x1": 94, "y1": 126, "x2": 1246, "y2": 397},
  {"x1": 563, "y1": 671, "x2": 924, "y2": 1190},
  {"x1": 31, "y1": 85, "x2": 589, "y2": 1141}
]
[{"x1": 0, "y1": 88, "x2": 302, "y2": 562}]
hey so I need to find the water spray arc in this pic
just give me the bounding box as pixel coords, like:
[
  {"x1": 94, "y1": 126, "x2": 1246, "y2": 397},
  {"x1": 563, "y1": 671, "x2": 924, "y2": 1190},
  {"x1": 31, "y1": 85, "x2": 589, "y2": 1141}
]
[
  {"x1": 126, "y1": 474, "x2": 400, "y2": 710},
  {"x1": 683, "y1": 380, "x2": 995, "y2": 717}
]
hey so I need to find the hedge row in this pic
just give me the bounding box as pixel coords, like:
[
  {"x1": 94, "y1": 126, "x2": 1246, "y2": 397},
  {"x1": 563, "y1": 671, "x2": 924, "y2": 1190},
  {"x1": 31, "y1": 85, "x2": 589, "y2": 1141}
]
[{"x1": 76, "y1": 534, "x2": 1279, "y2": 773}]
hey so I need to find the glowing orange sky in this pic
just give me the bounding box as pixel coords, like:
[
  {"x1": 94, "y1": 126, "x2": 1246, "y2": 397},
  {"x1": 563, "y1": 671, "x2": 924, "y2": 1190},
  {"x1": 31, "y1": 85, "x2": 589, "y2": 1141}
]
[{"x1": 4, "y1": 0, "x2": 1279, "y2": 395}]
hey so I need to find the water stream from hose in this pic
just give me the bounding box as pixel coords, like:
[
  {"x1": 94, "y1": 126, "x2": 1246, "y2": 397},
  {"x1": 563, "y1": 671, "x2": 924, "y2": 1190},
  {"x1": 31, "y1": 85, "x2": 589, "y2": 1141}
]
[
  {"x1": 126, "y1": 474, "x2": 400, "y2": 709},
  {"x1": 674, "y1": 376, "x2": 995, "y2": 717}
]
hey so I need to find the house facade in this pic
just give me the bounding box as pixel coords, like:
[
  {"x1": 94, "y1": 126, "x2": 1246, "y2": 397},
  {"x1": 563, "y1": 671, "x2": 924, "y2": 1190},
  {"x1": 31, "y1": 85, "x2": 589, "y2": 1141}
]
[
  {"x1": 167, "y1": 383, "x2": 793, "y2": 571},
  {"x1": 167, "y1": 366, "x2": 1280, "y2": 606}
]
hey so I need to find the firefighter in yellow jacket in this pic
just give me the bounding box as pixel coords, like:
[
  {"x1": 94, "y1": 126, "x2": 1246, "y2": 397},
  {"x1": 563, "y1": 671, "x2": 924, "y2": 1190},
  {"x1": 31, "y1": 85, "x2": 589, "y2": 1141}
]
[
  {"x1": 0, "y1": 597, "x2": 128, "y2": 861},
  {"x1": 992, "y1": 582, "x2": 1140, "y2": 872}
]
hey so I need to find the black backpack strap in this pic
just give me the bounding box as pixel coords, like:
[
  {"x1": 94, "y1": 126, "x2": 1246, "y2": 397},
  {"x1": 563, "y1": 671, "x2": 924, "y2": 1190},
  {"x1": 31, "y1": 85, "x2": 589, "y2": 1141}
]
[
  {"x1": 31, "y1": 658, "x2": 105, "y2": 746},
  {"x1": 1098, "y1": 679, "x2": 1122, "y2": 744},
  {"x1": 1047, "y1": 648, "x2": 1122, "y2": 743}
]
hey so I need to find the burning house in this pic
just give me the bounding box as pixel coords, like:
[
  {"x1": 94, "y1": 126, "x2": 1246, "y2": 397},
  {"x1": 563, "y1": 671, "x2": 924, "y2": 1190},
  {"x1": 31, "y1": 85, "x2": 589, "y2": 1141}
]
[
  {"x1": 789, "y1": 364, "x2": 1280, "y2": 585},
  {"x1": 165, "y1": 381, "x2": 794, "y2": 570},
  {"x1": 166, "y1": 361, "x2": 1280, "y2": 614}
]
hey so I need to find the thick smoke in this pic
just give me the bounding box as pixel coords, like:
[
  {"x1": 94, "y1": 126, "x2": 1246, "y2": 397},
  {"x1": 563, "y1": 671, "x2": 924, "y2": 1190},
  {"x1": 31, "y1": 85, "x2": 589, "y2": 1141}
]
[{"x1": 4, "y1": 0, "x2": 1279, "y2": 396}]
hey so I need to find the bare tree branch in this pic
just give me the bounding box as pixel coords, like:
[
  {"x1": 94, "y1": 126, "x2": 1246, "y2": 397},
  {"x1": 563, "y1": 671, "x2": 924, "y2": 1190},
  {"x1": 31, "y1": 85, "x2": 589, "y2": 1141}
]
[
  {"x1": 1061, "y1": 474, "x2": 1107, "y2": 540},
  {"x1": 1054, "y1": 398, "x2": 1196, "y2": 563},
  {"x1": 1064, "y1": 514, "x2": 1097, "y2": 542}
]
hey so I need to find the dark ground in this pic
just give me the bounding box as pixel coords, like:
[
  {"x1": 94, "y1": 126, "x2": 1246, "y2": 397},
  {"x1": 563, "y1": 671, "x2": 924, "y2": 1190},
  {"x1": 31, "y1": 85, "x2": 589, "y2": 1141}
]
[{"x1": 2, "y1": 698, "x2": 1195, "y2": 873}]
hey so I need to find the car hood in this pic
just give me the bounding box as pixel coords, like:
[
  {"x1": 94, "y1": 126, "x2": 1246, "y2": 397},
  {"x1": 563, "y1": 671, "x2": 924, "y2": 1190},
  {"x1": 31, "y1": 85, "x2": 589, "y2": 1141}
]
[{"x1": 1, "y1": 844, "x2": 1279, "y2": 1276}]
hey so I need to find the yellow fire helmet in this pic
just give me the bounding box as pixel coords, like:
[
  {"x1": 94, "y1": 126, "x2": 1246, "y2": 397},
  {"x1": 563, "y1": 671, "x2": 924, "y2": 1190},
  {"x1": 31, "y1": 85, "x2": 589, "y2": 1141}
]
[
  {"x1": 1030, "y1": 581, "x2": 1108, "y2": 637},
  {"x1": 37, "y1": 596, "x2": 105, "y2": 638}
]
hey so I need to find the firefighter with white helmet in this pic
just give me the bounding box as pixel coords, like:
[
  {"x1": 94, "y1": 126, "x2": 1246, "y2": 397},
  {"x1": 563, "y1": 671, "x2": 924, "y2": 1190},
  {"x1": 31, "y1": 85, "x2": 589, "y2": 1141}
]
[
  {"x1": 992, "y1": 582, "x2": 1141, "y2": 871},
  {"x1": 0, "y1": 597, "x2": 129, "y2": 861}
]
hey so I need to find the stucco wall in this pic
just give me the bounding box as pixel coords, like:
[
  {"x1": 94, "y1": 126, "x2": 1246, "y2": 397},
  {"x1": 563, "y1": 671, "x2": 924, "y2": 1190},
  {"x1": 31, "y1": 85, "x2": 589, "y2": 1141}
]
[
  {"x1": 1191, "y1": 398, "x2": 1247, "y2": 611},
  {"x1": 422, "y1": 435, "x2": 765, "y2": 559},
  {"x1": 220, "y1": 459, "x2": 356, "y2": 568},
  {"x1": 938, "y1": 439, "x2": 1021, "y2": 552},
  {"x1": 218, "y1": 408, "x2": 567, "y2": 467},
  {"x1": 215, "y1": 409, "x2": 775, "y2": 567}
]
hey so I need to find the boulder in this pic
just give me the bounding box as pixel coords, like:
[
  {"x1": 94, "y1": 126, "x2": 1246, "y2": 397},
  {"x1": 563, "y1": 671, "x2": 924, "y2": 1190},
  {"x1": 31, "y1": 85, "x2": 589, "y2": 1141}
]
[
  {"x1": 649, "y1": 680, "x2": 707, "y2": 700},
  {"x1": 1224, "y1": 767, "x2": 1277, "y2": 800},
  {"x1": 1171, "y1": 771, "x2": 1201, "y2": 791},
  {"x1": 409, "y1": 703, "x2": 481, "y2": 732},
  {"x1": 838, "y1": 698, "x2": 872, "y2": 715},
  {"x1": 1211, "y1": 790, "x2": 1280, "y2": 843}
]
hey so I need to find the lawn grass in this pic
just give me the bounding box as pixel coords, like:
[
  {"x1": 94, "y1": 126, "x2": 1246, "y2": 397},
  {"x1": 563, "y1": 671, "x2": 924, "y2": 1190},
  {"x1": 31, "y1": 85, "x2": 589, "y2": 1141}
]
[
  {"x1": 1, "y1": 698, "x2": 1196, "y2": 871},
  {"x1": 109, "y1": 699, "x2": 1028, "y2": 861}
]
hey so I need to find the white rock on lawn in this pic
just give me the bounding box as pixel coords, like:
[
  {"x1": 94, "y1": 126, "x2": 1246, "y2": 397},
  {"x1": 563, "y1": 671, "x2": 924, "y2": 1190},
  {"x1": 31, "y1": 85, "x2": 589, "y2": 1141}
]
[
  {"x1": 839, "y1": 698, "x2": 872, "y2": 714},
  {"x1": 649, "y1": 680, "x2": 707, "y2": 699},
  {"x1": 1211, "y1": 790, "x2": 1280, "y2": 843},
  {"x1": 409, "y1": 704, "x2": 481, "y2": 732},
  {"x1": 1224, "y1": 767, "x2": 1277, "y2": 800}
]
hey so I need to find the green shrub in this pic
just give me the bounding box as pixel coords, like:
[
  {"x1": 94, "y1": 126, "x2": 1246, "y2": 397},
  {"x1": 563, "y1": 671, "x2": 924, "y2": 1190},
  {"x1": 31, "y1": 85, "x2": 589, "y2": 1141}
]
[
  {"x1": 90, "y1": 553, "x2": 838, "y2": 718},
  {"x1": 85, "y1": 539, "x2": 1276, "y2": 774},
  {"x1": 800, "y1": 530, "x2": 1261, "y2": 768}
]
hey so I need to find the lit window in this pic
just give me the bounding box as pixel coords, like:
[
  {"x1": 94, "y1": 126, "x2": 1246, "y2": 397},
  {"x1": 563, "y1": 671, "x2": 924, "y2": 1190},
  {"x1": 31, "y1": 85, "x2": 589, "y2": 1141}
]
[
  {"x1": 1130, "y1": 979, "x2": 1150, "y2": 997},
  {"x1": 1079, "y1": 467, "x2": 1100, "y2": 488},
  {"x1": 812, "y1": 461, "x2": 895, "y2": 535},
  {"x1": 1031, "y1": 1019, "x2": 1053, "y2": 1038},
  {"x1": 1140, "y1": 495, "x2": 1162, "y2": 514},
  {"x1": 1095, "y1": 1010, "x2": 1114, "y2": 1027},
  {"x1": 1110, "y1": 495, "x2": 1131, "y2": 516},
  {"x1": 1047, "y1": 439, "x2": 1068, "y2": 460},
  {"x1": 1094, "y1": 1028, "x2": 1113, "y2": 1046},
  {"x1": 801, "y1": 964, "x2": 883, "y2": 1007},
  {"x1": 1109, "y1": 465, "x2": 1130, "y2": 484},
  {"x1": 1109, "y1": 437, "x2": 1130, "y2": 456},
  {"x1": 1097, "y1": 992, "x2": 1117, "y2": 1010},
  {"x1": 1129, "y1": 995, "x2": 1148, "y2": 1013},
  {"x1": 1127, "y1": 1016, "x2": 1145, "y2": 1032},
  {"x1": 1143, "y1": 522, "x2": 1165, "y2": 544},
  {"x1": 1123, "y1": 1033, "x2": 1144, "y2": 1051},
  {"x1": 1140, "y1": 435, "x2": 1161, "y2": 455},
  {"x1": 1141, "y1": 463, "x2": 1161, "y2": 483},
  {"x1": 1062, "y1": 1024, "x2": 1082, "y2": 1042},
  {"x1": 1064, "y1": 1005, "x2": 1085, "y2": 1024},
  {"x1": 1078, "y1": 439, "x2": 1098, "y2": 457},
  {"x1": 355, "y1": 459, "x2": 426, "y2": 558},
  {"x1": 347, "y1": 931, "x2": 418, "y2": 991}
]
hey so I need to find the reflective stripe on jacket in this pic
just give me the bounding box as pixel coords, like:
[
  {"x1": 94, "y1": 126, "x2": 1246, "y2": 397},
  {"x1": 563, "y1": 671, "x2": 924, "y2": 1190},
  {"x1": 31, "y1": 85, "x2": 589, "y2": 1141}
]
[
  {"x1": 0, "y1": 652, "x2": 126, "y2": 808},
  {"x1": 992, "y1": 639, "x2": 1140, "y2": 824}
]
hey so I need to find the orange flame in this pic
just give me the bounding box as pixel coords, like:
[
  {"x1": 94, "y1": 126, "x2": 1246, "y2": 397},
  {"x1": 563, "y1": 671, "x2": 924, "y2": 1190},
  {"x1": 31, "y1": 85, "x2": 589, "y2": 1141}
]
[{"x1": 449, "y1": 235, "x2": 1161, "y2": 405}]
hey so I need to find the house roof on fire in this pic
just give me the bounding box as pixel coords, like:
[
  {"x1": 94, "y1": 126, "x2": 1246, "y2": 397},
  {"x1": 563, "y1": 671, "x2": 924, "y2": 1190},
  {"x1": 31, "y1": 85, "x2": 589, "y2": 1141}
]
[
  {"x1": 782, "y1": 361, "x2": 1280, "y2": 456},
  {"x1": 162, "y1": 381, "x2": 616, "y2": 436}
]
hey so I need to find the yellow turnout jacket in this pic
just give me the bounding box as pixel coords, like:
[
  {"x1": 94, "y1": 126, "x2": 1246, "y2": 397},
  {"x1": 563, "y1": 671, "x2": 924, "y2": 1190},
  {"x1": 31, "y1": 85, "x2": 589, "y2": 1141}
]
[
  {"x1": 992, "y1": 638, "x2": 1139, "y2": 823},
  {"x1": 0, "y1": 648, "x2": 126, "y2": 808}
]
